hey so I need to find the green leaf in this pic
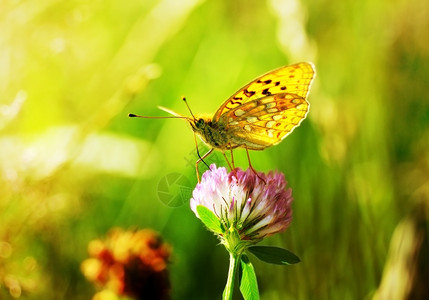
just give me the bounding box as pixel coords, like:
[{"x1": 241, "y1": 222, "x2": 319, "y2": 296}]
[
  {"x1": 239, "y1": 254, "x2": 259, "y2": 300},
  {"x1": 248, "y1": 246, "x2": 300, "y2": 265},
  {"x1": 196, "y1": 205, "x2": 223, "y2": 234}
]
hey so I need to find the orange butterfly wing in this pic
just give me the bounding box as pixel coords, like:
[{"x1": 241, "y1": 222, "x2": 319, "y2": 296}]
[{"x1": 214, "y1": 62, "x2": 315, "y2": 150}]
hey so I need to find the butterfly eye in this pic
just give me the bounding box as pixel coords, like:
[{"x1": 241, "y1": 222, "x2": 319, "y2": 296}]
[{"x1": 196, "y1": 118, "x2": 205, "y2": 128}]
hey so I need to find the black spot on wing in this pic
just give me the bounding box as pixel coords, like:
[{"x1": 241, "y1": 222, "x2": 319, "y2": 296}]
[
  {"x1": 261, "y1": 88, "x2": 271, "y2": 96},
  {"x1": 243, "y1": 88, "x2": 256, "y2": 97}
]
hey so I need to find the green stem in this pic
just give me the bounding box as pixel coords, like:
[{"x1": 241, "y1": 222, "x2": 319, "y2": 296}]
[{"x1": 223, "y1": 253, "x2": 241, "y2": 300}]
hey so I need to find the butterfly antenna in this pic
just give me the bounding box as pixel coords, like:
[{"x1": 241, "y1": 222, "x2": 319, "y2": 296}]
[
  {"x1": 182, "y1": 97, "x2": 197, "y2": 121},
  {"x1": 128, "y1": 113, "x2": 190, "y2": 120}
]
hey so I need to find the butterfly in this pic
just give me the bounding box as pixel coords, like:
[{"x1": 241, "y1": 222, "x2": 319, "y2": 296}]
[{"x1": 130, "y1": 62, "x2": 315, "y2": 181}]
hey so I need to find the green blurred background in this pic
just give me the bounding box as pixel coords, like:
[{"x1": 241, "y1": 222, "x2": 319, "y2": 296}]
[{"x1": 1, "y1": 0, "x2": 428, "y2": 299}]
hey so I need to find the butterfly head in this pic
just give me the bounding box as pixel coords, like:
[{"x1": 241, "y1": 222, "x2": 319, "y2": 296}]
[
  {"x1": 195, "y1": 118, "x2": 205, "y2": 128},
  {"x1": 188, "y1": 114, "x2": 212, "y2": 135},
  {"x1": 189, "y1": 114, "x2": 208, "y2": 128}
]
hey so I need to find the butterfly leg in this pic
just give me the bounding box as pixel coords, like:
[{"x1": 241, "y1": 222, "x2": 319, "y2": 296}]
[
  {"x1": 196, "y1": 148, "x2": 214, "y2": 182},
  {"x1": 245, "y1": 145, "x2": 266, "y2": 183},
  {"x1": 193, "y1": 133, "x2": 211, "y2": 167},
  {"x1": 230, "y1": 148, "x2": 236, "y2": 169},
  {"x1": 222, "y1": 152, "x2": 233, "y2": 171},
  {"x1": 227, "y1": 148, "x2": 239, "y2": 178},
  {"x1": 221, "y1": 144, "x2": 235, "y2": 171}
]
